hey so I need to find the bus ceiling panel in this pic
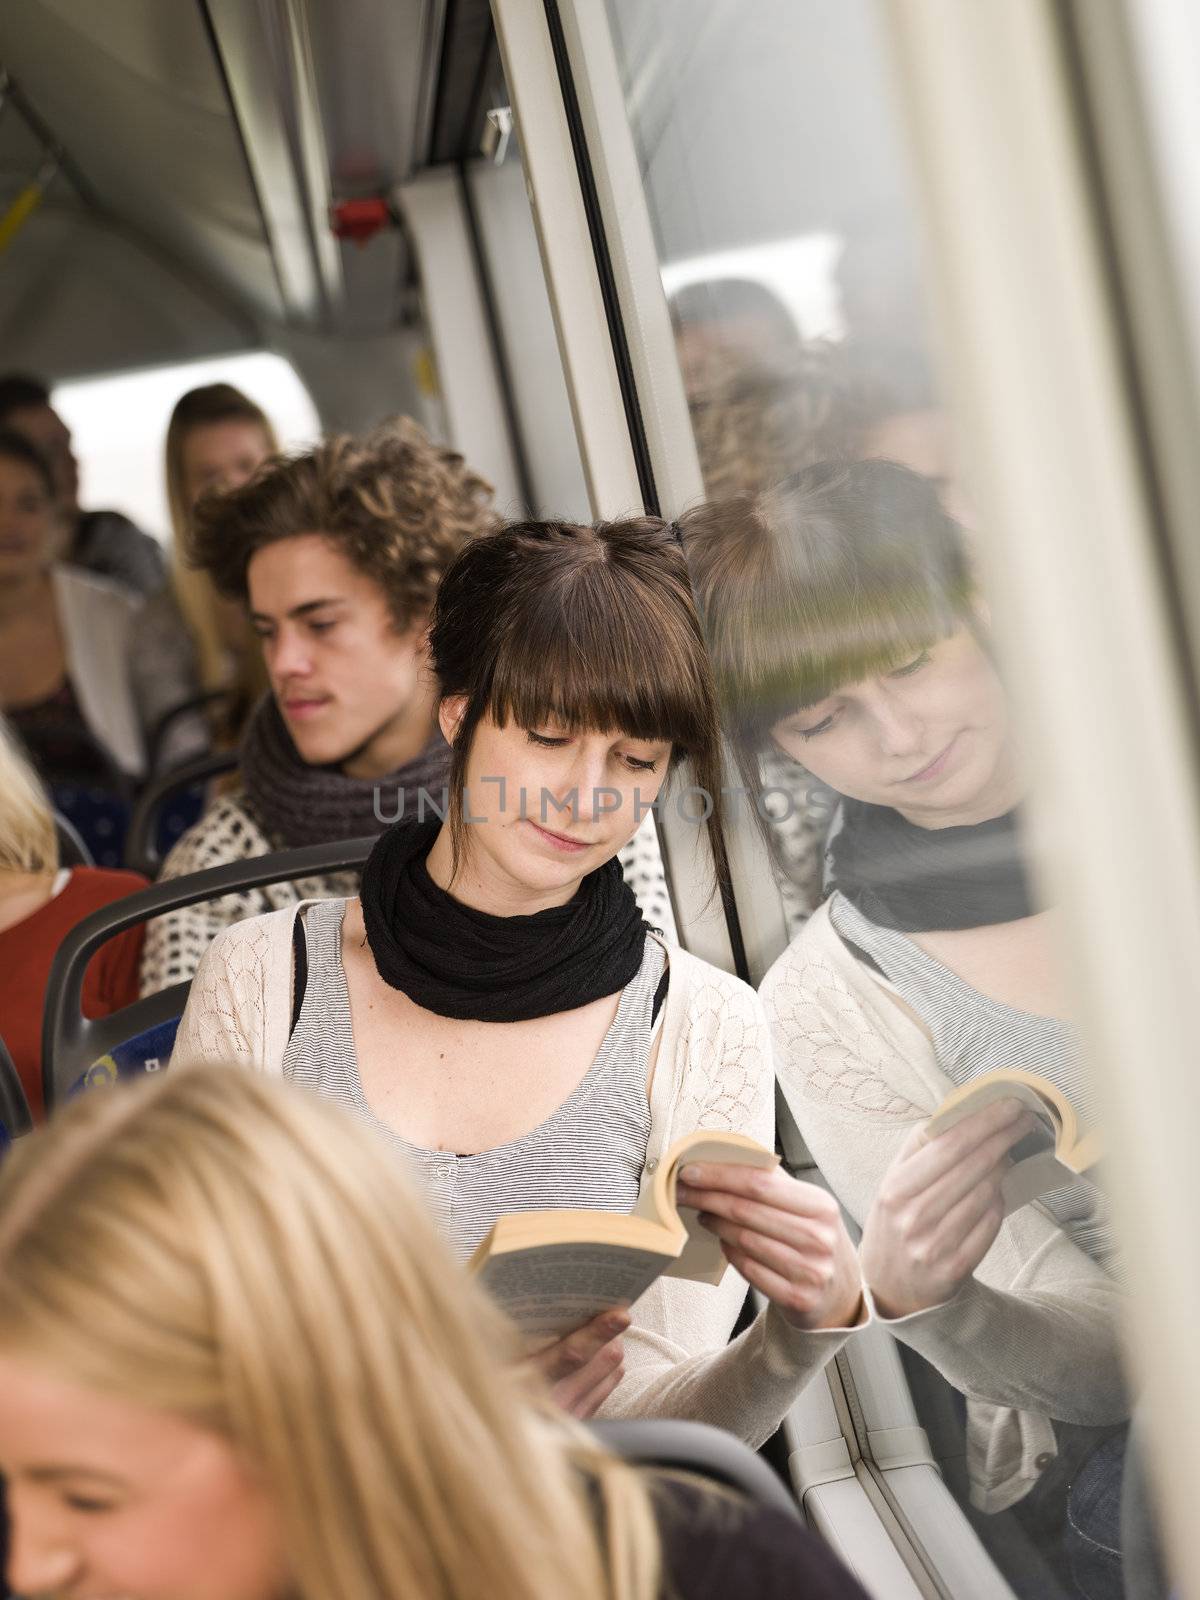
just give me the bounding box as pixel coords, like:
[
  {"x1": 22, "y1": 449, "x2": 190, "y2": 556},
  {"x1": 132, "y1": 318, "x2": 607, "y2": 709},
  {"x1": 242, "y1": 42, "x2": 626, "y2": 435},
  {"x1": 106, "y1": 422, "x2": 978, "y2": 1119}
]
[
  {"x1": 300, "y1": 0, "x2": 445, "y2": 191},
  {"x1": 206, "y1": 0, "x2": 446, "y2": 336},
  {"x1": 204, "y1": 0, "x2": 343, "y2": 327},
  {"x1": 0, "y1": 0, "x2": 286, "y2": 325},
  {"x1": 0, "y1": 208, "x2": 255, "y2": 383}
]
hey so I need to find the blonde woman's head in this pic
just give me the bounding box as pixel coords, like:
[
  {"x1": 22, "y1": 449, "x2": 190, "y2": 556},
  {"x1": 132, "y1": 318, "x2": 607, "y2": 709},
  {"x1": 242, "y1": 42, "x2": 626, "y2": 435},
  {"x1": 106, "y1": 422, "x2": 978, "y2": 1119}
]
[
  {"x1": 0, "y1": 718, "x2": 57, "y2": 876},
  {"x1": 165, "y1": 385, "x2": 279, "y2": 706},
  {"x1": 165, "y1": 385, "x2": 279, "y2": 547},
  {"x1": 0, "y1": 1068, "x2": 659, "y2": 1600}
]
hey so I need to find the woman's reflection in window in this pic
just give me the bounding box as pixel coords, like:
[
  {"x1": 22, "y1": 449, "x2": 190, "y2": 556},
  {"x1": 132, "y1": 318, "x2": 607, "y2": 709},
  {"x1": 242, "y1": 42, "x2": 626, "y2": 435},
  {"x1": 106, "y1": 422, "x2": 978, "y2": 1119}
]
[{"x1": 683, "y1": 462, "x2": 1128, "y2": 1599}]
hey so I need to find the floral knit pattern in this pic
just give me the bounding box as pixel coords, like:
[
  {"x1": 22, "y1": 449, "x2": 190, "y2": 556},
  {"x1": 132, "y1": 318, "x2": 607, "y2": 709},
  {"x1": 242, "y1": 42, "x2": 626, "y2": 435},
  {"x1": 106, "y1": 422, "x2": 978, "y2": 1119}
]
[
  {"x1": 762, "y1": 950, "x2": 922, "y2": 1121},
  {"x1": 672, "y1": 966, "x2": 770, "y2": 1136},
  {"x1": 141, "y1": 797, "x2": 677, "y2": 997},
  {"x1": 181, "y1": 912, "x2": 277, "y2": 1064}
]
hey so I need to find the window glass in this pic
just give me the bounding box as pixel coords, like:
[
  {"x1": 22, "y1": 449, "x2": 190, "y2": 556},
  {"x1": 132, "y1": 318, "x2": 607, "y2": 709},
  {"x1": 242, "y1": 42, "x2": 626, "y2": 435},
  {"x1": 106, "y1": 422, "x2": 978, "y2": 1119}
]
[
  {"x1": 53, "y1": 352, "x2": 320, "y2": 543},
  {"x1": 601, "y1": 2, "x2": 1132, "y2": 1593}
]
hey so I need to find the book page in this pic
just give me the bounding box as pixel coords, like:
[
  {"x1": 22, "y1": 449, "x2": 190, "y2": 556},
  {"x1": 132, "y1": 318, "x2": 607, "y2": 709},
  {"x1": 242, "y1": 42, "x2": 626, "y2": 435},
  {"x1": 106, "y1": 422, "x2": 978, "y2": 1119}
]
[{"x1": 474, "y1": 1241, "x2": 672, "y2": 1340}]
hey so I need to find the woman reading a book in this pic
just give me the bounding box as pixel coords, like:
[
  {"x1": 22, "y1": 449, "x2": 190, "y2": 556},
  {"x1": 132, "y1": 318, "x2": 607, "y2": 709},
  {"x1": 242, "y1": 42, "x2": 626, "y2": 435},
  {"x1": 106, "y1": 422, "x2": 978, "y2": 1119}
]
[
  {"x1": 174, "y1": 516, "x2": 864, "y2": 1438},
  {"x1": 0, "y1": 1066, "x2": 871, "y2": 1600},
  {"x1": 683, "y1": 460, "x2": 1128, "y2": 1599}
]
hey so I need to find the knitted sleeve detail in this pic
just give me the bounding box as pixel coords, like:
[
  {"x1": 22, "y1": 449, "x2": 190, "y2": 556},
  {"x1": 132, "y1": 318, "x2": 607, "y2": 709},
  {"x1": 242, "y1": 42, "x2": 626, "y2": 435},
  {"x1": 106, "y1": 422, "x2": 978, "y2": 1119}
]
[
  {"x1": 172, "y1": 916, "x2": 278, "y2": 1067},
  {"x1": 610, "y1": 956, "x2": 851, "y2": 1444},
  {"x1": 674, "y1": 965, "x2": 773, "y2": 1140},
  {"x1": 763, "y1": 948, "x2": 922, "y2": 1121}
]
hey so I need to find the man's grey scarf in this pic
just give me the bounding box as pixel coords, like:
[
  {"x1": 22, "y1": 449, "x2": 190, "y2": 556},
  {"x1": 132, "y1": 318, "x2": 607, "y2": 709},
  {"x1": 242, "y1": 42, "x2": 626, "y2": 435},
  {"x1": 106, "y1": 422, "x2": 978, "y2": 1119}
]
[{"x1": 239, "y1": 695, "x2": 450, "y2": 850}]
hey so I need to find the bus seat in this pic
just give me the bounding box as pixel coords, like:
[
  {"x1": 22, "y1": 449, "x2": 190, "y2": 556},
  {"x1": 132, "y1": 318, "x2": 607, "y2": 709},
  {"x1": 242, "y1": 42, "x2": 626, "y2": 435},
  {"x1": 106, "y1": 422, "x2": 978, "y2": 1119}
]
[
  {"x1": 124, "y1": 749, "x2": 239, "y2": 878},
  {"x1": 0, "y1": 1034, "x2": 33, "y2": 1149},
  {"x1": 41, "y1": 835, "x2": 377, "y2": 1112},
  {"x1": 66, "y1": 1017, "x2": 181, "y2": 1101},
  {"x1": 51, "y1": 782, "x2": 131, "y2": 871},
  {"x1": 145, "y1": 690, "x2": 234, "y2": 773},
  {"x1": 53, "y1": 809, "x2": 93, "y2": 868},
  {"x1": 591, "y1": 1419, "x2": 801, "y2": 1521}
]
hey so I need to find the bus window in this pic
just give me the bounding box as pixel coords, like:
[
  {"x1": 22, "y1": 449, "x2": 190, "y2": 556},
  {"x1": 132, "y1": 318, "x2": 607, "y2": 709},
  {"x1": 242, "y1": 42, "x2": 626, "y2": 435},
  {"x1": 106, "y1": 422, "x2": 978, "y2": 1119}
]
[{"x1": 595, "y1": 2, "x2": 1131, "y2": 1594}]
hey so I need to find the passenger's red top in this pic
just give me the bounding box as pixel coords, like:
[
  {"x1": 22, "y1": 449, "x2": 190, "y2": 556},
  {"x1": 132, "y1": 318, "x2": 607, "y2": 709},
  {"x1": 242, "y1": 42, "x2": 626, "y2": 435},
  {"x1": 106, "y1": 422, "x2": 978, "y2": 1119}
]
[{"x1": 0, "y1": 867, "x2": 147, "y2": 1121}]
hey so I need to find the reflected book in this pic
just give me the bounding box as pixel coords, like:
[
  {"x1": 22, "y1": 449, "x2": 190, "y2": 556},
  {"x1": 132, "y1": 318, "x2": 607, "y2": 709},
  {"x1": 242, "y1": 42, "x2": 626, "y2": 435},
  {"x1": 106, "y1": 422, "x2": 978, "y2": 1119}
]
[{"x1": 926, "y1": 1067, "x2": 1103, "y2": 1215}]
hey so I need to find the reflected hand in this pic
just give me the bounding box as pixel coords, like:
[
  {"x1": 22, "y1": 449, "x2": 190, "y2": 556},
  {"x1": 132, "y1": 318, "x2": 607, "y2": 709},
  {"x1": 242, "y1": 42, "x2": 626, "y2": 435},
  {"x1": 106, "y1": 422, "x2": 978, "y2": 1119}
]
[
  {"x1": 676, "y1": 1162, "x2": 863, "y2": 1329},
  {"x1": 524, "y1": 1306, "x2": 631, "y2": 1418},
  {"x1": 860, "y1": 1098, "x2": 1037, "y2": 1320}
]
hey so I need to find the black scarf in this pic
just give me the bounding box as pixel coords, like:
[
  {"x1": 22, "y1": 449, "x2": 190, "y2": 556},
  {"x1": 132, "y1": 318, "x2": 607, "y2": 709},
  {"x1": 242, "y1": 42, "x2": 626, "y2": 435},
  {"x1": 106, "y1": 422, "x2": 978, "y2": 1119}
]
[
  {"x1": 828, "y1": 799, "x2": 1035, "y2": 932},
  {"x1": 360, "y1": 818, "x2": 649, "y2": 1021},
  {"x1": 239, "y1": 697, "x2": 450, "y2": 850}
]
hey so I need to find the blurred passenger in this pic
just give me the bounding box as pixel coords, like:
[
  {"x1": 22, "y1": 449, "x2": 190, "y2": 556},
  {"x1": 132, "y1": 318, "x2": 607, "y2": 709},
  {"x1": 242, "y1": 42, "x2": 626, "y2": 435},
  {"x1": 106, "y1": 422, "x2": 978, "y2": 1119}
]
[
  {"x1": 0, "y1": 372, "x2": 166, "y2": 598},
  {"x1": 669, "y1": 278, "x2": 801, "y2": 393},
  {"x1": 0, "y1": 430, "x2": 200, "y2": 798},
  {"x1": 0, "y1": 1067, "x2": 870, "y2": 1600},
  {"x1": 669, "y1": 280, "x2": 849, "y2": 511},
  {"x1": 684, "y1": 339, "x2": 863, "y2": 502},
  {"x1": 163, "y1": 383, "x2": 279, "y2": 746},
  {"x1": 0, "y1": 720, "x2": 146, "y2": 1119},
  {"x1": 174, "y1": 517, "x2": 865, "y2": 1439},
  {"x1": 684, "y1": 461, "x2": 1127, "y2": 1597},
  {"x1": 140, "y1": 420, "x2": 498, "y2": 994}
]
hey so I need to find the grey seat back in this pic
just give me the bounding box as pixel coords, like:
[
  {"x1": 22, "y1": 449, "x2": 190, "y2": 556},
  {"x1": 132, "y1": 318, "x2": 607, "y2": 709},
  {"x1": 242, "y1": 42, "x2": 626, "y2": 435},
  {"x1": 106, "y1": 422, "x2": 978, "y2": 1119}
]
[
  {"x1": 41, "y1": 835, "x2": 377, "y2": 1110},
  {"x1": 591, "y1": 1419, "x2": 801, "y2": 1520}
]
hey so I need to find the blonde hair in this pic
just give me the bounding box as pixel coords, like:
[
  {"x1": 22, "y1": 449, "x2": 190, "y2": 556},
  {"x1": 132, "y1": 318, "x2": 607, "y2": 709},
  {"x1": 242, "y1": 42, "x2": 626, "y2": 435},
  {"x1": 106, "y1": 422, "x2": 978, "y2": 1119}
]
[
  {"x1": 0, "y1": 718, "x2": 58, "y2": 876},
  {"x1": 164, "y1": 385, "x2": 279, "y2": 711},
  {"x1": 0, "y1": 1068, "x2": 661, "y2": 1600}
]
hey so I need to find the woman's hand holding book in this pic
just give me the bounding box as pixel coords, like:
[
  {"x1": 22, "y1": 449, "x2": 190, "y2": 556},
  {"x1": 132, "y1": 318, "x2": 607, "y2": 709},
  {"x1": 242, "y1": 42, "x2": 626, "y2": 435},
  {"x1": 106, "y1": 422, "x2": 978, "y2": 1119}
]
[
  {"x1": 675, "y1": 1165, "x2": 864, "y2": 1330},
  {"x1": 859, "y1": 1098, "x2": 1037, "y2": 1320},
  {"x1": 525, "y1": 1305, "x2": 632, "y2": 1418}
]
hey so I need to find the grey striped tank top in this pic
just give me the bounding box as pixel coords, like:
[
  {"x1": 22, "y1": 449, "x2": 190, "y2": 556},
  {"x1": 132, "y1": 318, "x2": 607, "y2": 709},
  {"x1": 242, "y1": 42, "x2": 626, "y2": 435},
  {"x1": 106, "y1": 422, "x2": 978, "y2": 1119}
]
[
  {"x1": 283, "y1": 898, "x2": 663, "y2": 1258},
  {"x1": 829, "y1": 891, "x2": 1118, "y2": 1274}
]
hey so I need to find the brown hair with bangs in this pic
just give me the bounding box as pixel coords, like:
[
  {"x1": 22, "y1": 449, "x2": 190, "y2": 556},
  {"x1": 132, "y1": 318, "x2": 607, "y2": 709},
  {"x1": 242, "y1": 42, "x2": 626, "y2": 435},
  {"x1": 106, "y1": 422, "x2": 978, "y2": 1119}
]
[
  {"x1": 428, "y1": 517, "x2": 729, "y2": 888},
  {"x1": 190, "y1": 417, "x2": 498, "y2": 632},
  {"x1": 681, "y1": 459, "x2": 974, "y2": 842}
]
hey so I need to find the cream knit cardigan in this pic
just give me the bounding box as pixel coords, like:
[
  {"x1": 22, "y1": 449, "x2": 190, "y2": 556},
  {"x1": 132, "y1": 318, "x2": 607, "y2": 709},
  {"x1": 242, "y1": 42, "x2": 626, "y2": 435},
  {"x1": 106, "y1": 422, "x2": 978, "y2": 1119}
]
[
  {"x1": 761, "y1": 900, "x2": 1128, "y2": 1513},
  {"x1": 173, "y1": 908, "x2": 857, "y2": 1441}
]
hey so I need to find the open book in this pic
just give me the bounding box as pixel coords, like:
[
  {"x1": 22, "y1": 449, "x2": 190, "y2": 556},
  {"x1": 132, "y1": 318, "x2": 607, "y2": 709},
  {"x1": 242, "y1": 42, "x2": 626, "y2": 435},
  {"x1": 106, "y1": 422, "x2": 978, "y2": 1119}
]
[
  {"x1": 469, "y1": 1130, "x2": 778, "y2": 1339},
  {"x1": 925, "y1": 1068, "x2": 1103, "y2": 1215}
]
